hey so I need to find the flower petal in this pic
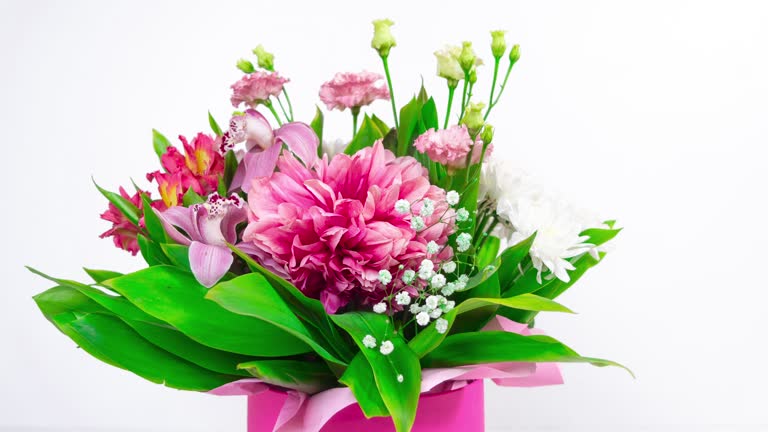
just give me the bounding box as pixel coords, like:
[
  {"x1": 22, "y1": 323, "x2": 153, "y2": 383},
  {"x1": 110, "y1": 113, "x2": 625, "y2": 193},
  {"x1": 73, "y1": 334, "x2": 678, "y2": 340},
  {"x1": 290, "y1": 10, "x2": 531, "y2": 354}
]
[
  {"x1": 240, "y1": 142, "x2": 283, "y2": 193},
  {"x1": 275, "y1": 122, "x2": 319, "y2": 167},
  {"x1": 153, "y1": 206, "x2": 193, "y2": 245},
  {"x1": 189, "y1": 241, "x2": 233, "y2": 288}
]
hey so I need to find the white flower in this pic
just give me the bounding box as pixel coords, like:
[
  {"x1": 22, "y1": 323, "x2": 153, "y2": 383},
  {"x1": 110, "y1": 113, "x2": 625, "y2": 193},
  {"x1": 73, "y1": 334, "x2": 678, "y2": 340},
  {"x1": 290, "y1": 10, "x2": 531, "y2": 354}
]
[
  {"x1": 456, "y1": 232, "x2": 472, "y2": 252},
  {"x1": 435, "y1": 318, "x2": 449, "y2": 334},
  {"x1": 363, "y1": 334, "x2": 377, "y2": 348},
  {"x1": 430, "y1": 274, "x2": 446, "y2": 289},
  {"x1": 429, "y1": 308, "x2": 443, "y2": 319},
  {"x1": 441, "y1": 261, "x2": 456, "y2": 273},
  {"x1": 411, "y1": 216, "x2": 425, "y2": 231},
  {"x1": 426, "y1": 241, "x2": 439, "y2": 254},
  {"x1": 441, "y1": 282, "x2": 456, "y2": 296},
  {"x1": 455, "y1": 274, "x2": 469, "y2": 290},
  {"x1": 418, "y1": 259, "x2": 435, "y2": 280},
  {"x1": 373, "y1": 302, "x2": 387, "y2": 314},
  {"x1": 419, "y1": 199, "x2": 435, "y2": 217},
  {"x1": 378, "y1": 269, "x2": 392, "y2": 285},
  {"x1": 380, "y1": 340, "x2": 394, "y2": 355},
  {"x1": 395, "y1": 199, "x2": 411, "y2": 214},
  {"x1": 416, "y1": 311, "x2": 431, "y2": 326},
  {"x1": 446, "y1": 190, "x2": 460, "y2": 206},
  {"x1": 402, "y1": 269, "x2": 416, "y2": 284},
  {"x1": 395, "y1": 291, "x2": 411, "y2": 306},
  {"x1": 410, "y1": 303, "x2": 424, "y2": 314},
  {"x1": 425, "y1": 295, "x2": 441, "y2": 310},
  {"x1": 443, "y1": 300, "x2": 455, "y2": 312},
  {"x1": 322, "y1": 138, "x2": 349, "y2": 158},
  {"x1": 456, "y1": 208, "x2": 470, "y2": 222},
  {"x1": 397, "y1": 374, "x2": 404, "y2": 383},
  {"x1": 434, "y1": 45, "x2": 465, "y2": 82}
]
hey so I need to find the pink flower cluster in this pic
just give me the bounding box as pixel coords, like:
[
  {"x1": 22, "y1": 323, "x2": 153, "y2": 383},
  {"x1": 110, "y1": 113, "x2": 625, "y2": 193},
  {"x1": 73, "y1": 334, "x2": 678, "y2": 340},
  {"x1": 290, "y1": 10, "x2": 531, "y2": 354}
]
[
  {"x1": 99, "y1": 188, "x2": 163, "y2": 255},
  {"x1": 243, "y1": 141, "x2": 454, "y2": 313},
  {"x1": 147, "y1": 133, "x2": 225, "y2": 207},
  {"x1": 319, "y1": 71, "x2": 390, "y2": 111},
  {"x1": 230, "y1": 71, "x2": 289, "y2": 108},
  {"x1": 413, "y1": 125, "x2": 491, "y2": 171}
]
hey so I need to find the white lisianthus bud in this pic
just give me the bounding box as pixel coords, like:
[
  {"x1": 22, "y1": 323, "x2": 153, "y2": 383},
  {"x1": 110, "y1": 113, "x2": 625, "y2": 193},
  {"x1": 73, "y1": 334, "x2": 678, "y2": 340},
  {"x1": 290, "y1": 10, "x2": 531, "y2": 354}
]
[
  {"x1": 373, "y1": 302, "x2": 387, "y2": 314},
  {"x1": 435, "y1": 318, "x2": 449, "y2": 334},
  {"x1": 490, "y1": 30, "x2": 507, "y2": 59},
  {"x1": 416, "y1": 311, "x2": 431, "y2": 326},
  {"x1": 252, "y1": 45, "x2": 275, "y2": 71},
  {"x1": 236, "y1": 59, "x2": 255, "y2": 74},
  {"x1": 379, "y1": 340, "x2": 394, "y2": 355},
  {"x1": 363, "y1": 334, "x2": 377, "y2": 348},
  {"x1": 371, "y1": 19, "x2": 396, "y2": 57},
  {"x1": 402, "y1": 269, "x2": 416, "y2": 284},
  {"x1": 446, "y1": 190, "x2": 460, "y2": 206},
  {"x1": 394, "y1": 199, "x2": 411, "y2": 214},
  {"x1": 434, "y1": 45, "x2": 464, "y2": 85},
  {"x1": 378, "y1": 269, "x2": 392, "y2": 285},
  {"x1": 395, "y1": 291, "x2": 411, "y2": 306}
]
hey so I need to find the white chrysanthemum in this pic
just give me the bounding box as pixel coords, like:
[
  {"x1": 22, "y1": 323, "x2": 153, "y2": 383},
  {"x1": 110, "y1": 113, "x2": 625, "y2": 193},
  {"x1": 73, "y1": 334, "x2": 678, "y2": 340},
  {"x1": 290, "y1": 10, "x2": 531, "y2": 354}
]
[
  {"x1": 380, "y1": 340, "x2": 394, "y2": 355},
  {"x1": 363, "y1": 334, "x2": 377, "y2": 349},
  {"x1": 418, "y1": 259, "x2": 435, "y2": 280},
  {"x1": 430, "y1": 274, "x2": 446, "y2": 289},
  {"x1": 456, "y1": 208, "x2": 470, "y2": 222},
  {"x1": 456, "y1": 232, "x2": 472, "y2": 252},
  {"x1": 435, "y1": 318, "x2": 449, "y2": 334},
  {"x1": 441, "y1": 261, "x2": 456, "y2": 273},
  {"x1": 419, "y1": 199, "x2": 435, "y2": 217},
  {"x1": 402, "y1": 269, "x2": 416, "y2": 284},
  {"x1": 395, "y1": 291, "x2": 411, "y2": 306},
  {"x1": 411, "y1": 216, "x2": 425, "y2": 231},
  {"x1": 373, "y1": 302, "x2": 387, "y2": 314},
  {"x1": 394, "y1": 199, "x2": 411, "y2": 214},
  {"x1": 322, "y1": 138, "x2": 349, "y2": 158},
  {"x1": 446, "y1": 190, "x2": 460, "y2": 206},
  {"x1": 426, "y1": 240, "x2": 439, "y2": 254},
  {"x1": 416, "y1": 311, "x2": 431, "y2": 326}
]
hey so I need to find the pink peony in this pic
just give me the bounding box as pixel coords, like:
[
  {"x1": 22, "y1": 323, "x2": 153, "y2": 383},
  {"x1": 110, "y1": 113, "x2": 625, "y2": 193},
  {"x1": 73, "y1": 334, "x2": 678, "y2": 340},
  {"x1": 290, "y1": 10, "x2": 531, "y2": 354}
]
[
  {"x1": 413, "y1": 125, "x2": 491, "y2": 171},
  {"x1": 230, "y1": 71, "x2": 289, "y2": 108},
  {"x1": 319, "y1": 71, "x2": 390, "y2": 111},
  {"x1": 99, "y1": 187, "x2": 164, "y2": 255},
  {"x1": 243, "y1": 140, "x2": 455, "y2": 313}
]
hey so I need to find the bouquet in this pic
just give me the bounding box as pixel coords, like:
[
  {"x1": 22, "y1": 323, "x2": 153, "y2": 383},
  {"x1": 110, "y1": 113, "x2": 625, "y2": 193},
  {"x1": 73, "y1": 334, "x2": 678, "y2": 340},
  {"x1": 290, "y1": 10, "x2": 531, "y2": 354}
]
[{"x1": 30, "y1": 19, "x2": 628, "y2": 432}]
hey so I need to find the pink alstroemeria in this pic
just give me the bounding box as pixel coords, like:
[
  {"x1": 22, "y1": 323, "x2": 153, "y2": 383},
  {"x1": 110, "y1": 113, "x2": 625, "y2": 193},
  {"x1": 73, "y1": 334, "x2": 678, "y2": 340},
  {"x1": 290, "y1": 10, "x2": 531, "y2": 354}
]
[
  {"x1": 154, "y1": 192, "x2": 247, "y2": 288},
  {"x1": 100, "y1": 187, "x2": 163, "y2": 255},
  {"x1": 227, "y1": 110, "x2": 319, "y2": 193}
]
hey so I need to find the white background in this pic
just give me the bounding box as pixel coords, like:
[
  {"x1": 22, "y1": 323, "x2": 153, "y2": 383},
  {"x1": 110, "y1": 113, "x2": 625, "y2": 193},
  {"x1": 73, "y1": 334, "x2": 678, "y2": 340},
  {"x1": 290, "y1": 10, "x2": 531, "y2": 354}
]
[{"x1": 1, "y1": 0, "x2": 767, "y2": 430}]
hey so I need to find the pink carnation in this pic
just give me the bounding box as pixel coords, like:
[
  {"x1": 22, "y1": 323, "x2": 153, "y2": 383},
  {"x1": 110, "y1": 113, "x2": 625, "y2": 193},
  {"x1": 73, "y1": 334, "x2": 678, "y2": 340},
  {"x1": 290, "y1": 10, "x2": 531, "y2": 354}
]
[
  {"x1": 319, "y1": 71, "x2": 390, "y2": 111},
  {"x1": 230, "y1": 71, "x2": 289, "y2": 108},
  {"x1": 413, "y1": 125, "x2": 491, "y2": 171},
  {"x1": 99, "y1": 188, "x2": 164, "y2": 255},
  {"x1": 243, "y1": 140, "x2": 454, "y2": 313}
]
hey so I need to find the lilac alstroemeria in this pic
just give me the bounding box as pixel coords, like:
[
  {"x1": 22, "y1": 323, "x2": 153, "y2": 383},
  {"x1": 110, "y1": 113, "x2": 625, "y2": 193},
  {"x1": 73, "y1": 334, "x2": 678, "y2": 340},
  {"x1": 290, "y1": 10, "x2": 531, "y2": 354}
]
[{"x1": 154, "y1": 192, "x2": 247, "y2": 288}]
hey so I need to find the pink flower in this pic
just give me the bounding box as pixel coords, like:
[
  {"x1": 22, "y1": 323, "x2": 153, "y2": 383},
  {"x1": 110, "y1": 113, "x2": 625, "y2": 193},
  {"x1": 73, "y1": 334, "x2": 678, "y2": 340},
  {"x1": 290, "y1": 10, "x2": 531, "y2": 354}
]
[
  {"x1": 230, "y1": 71, "x2": 289, "y2": 108},
  {"x1": 319, "y1": 71, "x2": 390, "y2": 111},
  {"x1": 99, "y1": 188, "x2": 164, "y2": 255},
  {"x1": 413, "y1": 125, "x2": 491, "y2": 171},
  {"x1": 243, "y1": 139, "x2": 455, "y2": 313}
]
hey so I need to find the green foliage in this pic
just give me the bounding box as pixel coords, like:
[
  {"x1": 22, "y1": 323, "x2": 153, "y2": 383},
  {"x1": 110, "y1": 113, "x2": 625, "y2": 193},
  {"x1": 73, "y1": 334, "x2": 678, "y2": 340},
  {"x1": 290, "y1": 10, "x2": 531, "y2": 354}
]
[
  {"x1": 152, "y1": 129, "x2": 172, "y2": 161},
  {"x1": 344, "y1": 114, "x2": 385, "y2": 155},
  {"x1": 238, "y1": 359, "x2": 337, "y2": 394},
  {"x1": 93, "y1": 179, "x2": 140, "y2": 226},
  {"x1": 208, "y1": 111, "x2": 223, "y2": 136},
  {"x1": 397, "y1": 97, "x2": 423, "y2": 156},
  {"x1": 339, "y1": 354, "x2": 389, "y2": 417},
  {"x1": 310, "y1": 106, "x2": 324, "y2": 154}
]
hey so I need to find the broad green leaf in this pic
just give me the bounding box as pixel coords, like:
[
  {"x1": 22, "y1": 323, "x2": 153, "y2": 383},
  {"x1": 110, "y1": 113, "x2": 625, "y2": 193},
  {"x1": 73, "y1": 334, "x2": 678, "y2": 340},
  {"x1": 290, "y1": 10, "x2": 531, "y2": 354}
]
[
  {"x1": 93, "y1": 179, "x2": 140, "y2": 226},
  {"x1": 581, "y1": 226, "x2": 622, "y2": 246},
  {"x1": 238, "y1": 359, "x2": 336, "y2": 394},
  {"x1": 141, "y1": 194, "x2": 166, "y2": 243},
  {"x1": 83, "y1": 268, "x2": 123, "y2": 284},
  {"x1": 208, "y1": 111, "x2": 223, "y2": 136},
  {"x1": 370, "y1": 114, "x2": 391, "y2": 137},
  {"x1": 34, "y1": 288, "x2": 239, "y2": 390},
  {"x1": 339, "y1": 353, "x2": 389, "y2": 418},
  {"x1": 137, "y1": 235, "x2": 170, "y2": 266},
  {"x1": 417, "y1": 84, "x2": 429, "y2": 104},
  {"x1": 223, "y1": 150, "x2": 238, "y2": 191},
  {"x1": 381, "y1": 128, "x2": 398, "y2": 153},
  {"x1": 206, "y1": 273, "x2": 346, "y2": 366},
  {"x1": 102, "y1": 266, "x2": 311, "y2": 357},
  {"x1": 409, "y1": 294, "x2": 572, "y2": 358},
  {"x1": 160, "y1": 243, "x2": 190, "y2": 271},
  {"x1": 475, "y1": 236, "x2": 501, "y2": 272},
  {"x1": 497, "y1": 233, "x2": 537, "y2": 292},
  {"x1": 421, "y1": 97, "x2": 438, "y2": 130},
  {"x1": 450, "y1": 272, "x2": 501, "y2": 334},
  {"x1": 422, "y1": 330, "x2": 632, "y2": 377},
  {"x1": 152, "y1": 129, "x2": 172, "y2": 161},
  {"x1": 311, "y1": 106, "x2": 324, "y2": 155},
  {"x1": 331, "y1": 312, "x2": 421, "y2": 432},
  {"x1": 345, "y1": 115, "x2": 384, "y2": 155},
  {"x1": 397, "y1": 97, "x2": 422, "y2": 157},
  {"x1": 183, "y1": 187, "x2": 205, "y2": 206}
]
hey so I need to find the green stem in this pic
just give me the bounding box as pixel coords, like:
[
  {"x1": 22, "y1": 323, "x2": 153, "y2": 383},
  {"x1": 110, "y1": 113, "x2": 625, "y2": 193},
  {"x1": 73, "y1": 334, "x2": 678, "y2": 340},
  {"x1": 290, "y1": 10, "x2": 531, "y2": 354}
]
[
  {"x1": 380, "y1": 55, "x2": 399, "y2": 129},
  {"x1": 485, "y1": 57, "x2": 501, "y2": 120},
  {"x1": 282, "y1": 88, "x2": 295, "y2": 121},
  {"x1": 485, "y1": 62, "x2": 514, "y2": 120},
  {"x1": 276, "y1": 96, "x2": 290, "y2": 122},
  {"x1": 351, "y1": 107, "x2": 360, "y2": 137},
  {"x1": 458, "y1": 74, "x2": 469, "y2": 122},
  {"x1": 264, "y1": 101, "x2": 283, "y2": 126},
  {"x1": 443, "y1": 84, "x2": 456, "y2": 129}
]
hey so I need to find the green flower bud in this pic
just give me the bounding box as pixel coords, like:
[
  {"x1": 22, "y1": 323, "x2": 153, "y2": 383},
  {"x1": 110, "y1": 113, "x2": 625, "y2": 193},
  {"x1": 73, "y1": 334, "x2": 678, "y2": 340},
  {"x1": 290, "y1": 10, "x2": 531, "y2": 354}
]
[
  {"x1": 481, "y1": 123, "x2": 494, "y2": 145},
  {"x1": 434, "y1": 45, "x2": 464, "y2": 84},
  {"x1": 252, "y1": 45, "x2": 275, "y2": 71},
  {"x1": 371, "y1": 19, "x2": 396, "y2": 57},
  {"x1": 458, "y1": 41, "x2": 477, "y2": 73},
  {"x1": 236, "y1": 59, "x2": 255, "y2": 74},
  {"x1": 490, "y1": 30, "x2": 507, "y2": 59},
  {"x1": 509, "y1": 44, "x2": 521, "y2": 66},
  {"x1": 469, "y1": 68, "x2": 477, "y2": 84},
  {"x1": 461, "y1": 101, "x2": 486, "y2": 134}
]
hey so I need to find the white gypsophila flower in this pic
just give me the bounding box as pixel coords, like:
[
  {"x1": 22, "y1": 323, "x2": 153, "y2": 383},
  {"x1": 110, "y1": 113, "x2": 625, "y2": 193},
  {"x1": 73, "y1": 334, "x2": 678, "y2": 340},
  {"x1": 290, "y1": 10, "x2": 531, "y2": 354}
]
[
  {"x1": 410, "y1": 303, "x2": 423, "y2": 314},
  {"x1": 441, "y1": 261, "x2": 456, "y2": 273},
  {"x1": 373, "y1": 302, "x2": 387, "y2": 314},
  {"x1": 380, "y1": 340, "x2": 394, "y2": 355},
  {"x1": 441, "y1": 282, "x2": 456, "y2": 296},
  {"x1": 426, "y1": 240, "x2": 439, "y2": 254},
  {"x1": 446, "y1": 190, "x2": 460, "y2": 206},
  {"x1": 425, "y1": 295, "x2": 441, "y2": 310},
  {"x1": 418, "y1": 259, "x2": 435, "y2": 280},
  {"x1": 456, "y1": 208, "x2": 470, "y2": 222},
  {"x1": 435, "y1": 318, "x2": 449, "y2": 334},
  {"x1": 443, "y1": 300, "x2": 455, "y2": 312},
  {"x1": 395, "y1": 199, "x2": 411, "y2": 214},
  {"x1": 411, "y1": 216, "x2": 425, "y2": 231},
  {"x1": 456, "y1": 232, "x2": 472, "y2": 252},
  {"x1": 402, "y1": 269, "x2": 416, "y2": 284},
  {"x1": 395, "y1": 291, "x2": 411, "y2": 306},
  {"x1": 378, "y1": 269, "x2": 392, "y2": 285},
  {"x1": 430, "y1": 274, "x2": 446, "y2": 289},
  {"x1": 429, "y1": 308, "x2": 443, "y2": 319},
  {"x1": 322, "y1": 138, "x2": 349, "y2": 159},
  {"x1": 416, "y1": 311, "x2": 431, "y2": 326},
  {"x1": 419, "y1": 198, "x2": 435, "y2": 217},
  {"x1": 455, "y1": 274, "x2": 469, "y2": 290},
  {"x1": 397, "y1": 374, "x2": 404, "y2": 383},
  {"x1": 363, "y1": 334, "x2": 377, "y2": 349}
]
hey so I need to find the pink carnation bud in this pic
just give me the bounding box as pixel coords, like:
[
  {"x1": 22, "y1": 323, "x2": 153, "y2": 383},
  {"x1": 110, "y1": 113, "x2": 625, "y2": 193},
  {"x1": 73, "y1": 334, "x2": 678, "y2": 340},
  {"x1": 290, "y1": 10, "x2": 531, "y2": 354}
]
[{"x1": 318, "y1": 71, "x2": 390, "y2": 111}]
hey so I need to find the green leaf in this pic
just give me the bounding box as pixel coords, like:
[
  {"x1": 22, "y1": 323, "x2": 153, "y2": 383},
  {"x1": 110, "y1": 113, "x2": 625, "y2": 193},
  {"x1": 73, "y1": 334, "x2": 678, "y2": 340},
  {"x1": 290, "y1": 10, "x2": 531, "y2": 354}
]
[
  {"x1": 140, "y1": 193, "x2": 166, "y2": 243},
  {"x1": 137, "y1": 235, "x2": 170, "y2": 266},
  {"x1": 475, "y1": 236, "x2": 500, "y2": 270},
  {"x1": 238, "y1": 359, "x2": 337, "y2": 394},
  {"x1": 345, "y1": 115, "x2": 384, "y2": 155},
  {"x1": 160, "y1": 243, "x2": 191, "y2": 271},
  {"x1": 152, "y1": 129, "x2": 172, "y2": 161},
  {"x1": 421, "y1": 97, "x2": 438, "y2": 130},
  {"x1": 93, "y1": 179, "x2": 140, "y2": 226},
  {"x1": 331, "y1": 312, "x2": 421, "y2": 432},
  {"x1": 581, "y1": 226, "x2": 622, "y2": 247},
  {"x1": 34, "y1": 287, "x2": 239, "y2": 390},
  {"x1": 421, "y1": 330, "x2": 632, "y2": 377},
  {"x1": 208, "y1": 111, "x2": 223, "y2": 137},
  {"x1": 339, "y1": 353, "x2": 389, "y2": 418},
  {"x1": 83, "y1": 268, "x2": 123, "y2": 284},
  {"x1": 450, "y1": 272, "x2": 501, "y2": 334},
  {"x1": 182, "y1": 187, "x2": 205, "y2": 206},
  {"x1": 497, "y1": 233, "x2": 537, "y2": 292},
  {"x1": 206, "y1": 273, "x2": 346, "y2": 366},
  {"x1": 102, "y1": 266, "x2": 312, "y2": 357},
  {"x1": 397, "y1": 97, "x2": 423, "y2": 157},
  {"x1": 409, "y1": 294, "x2": 572, "y2": 358},
  {"x1": 223, "y1": 150, "x2": 238, "y2": 191},
  {"x1": 310, "y1": 106, "x2": 324, "y2": 155},
  {"x1": 370, "y1": 114, "x2": 391, "y2": 137}
]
